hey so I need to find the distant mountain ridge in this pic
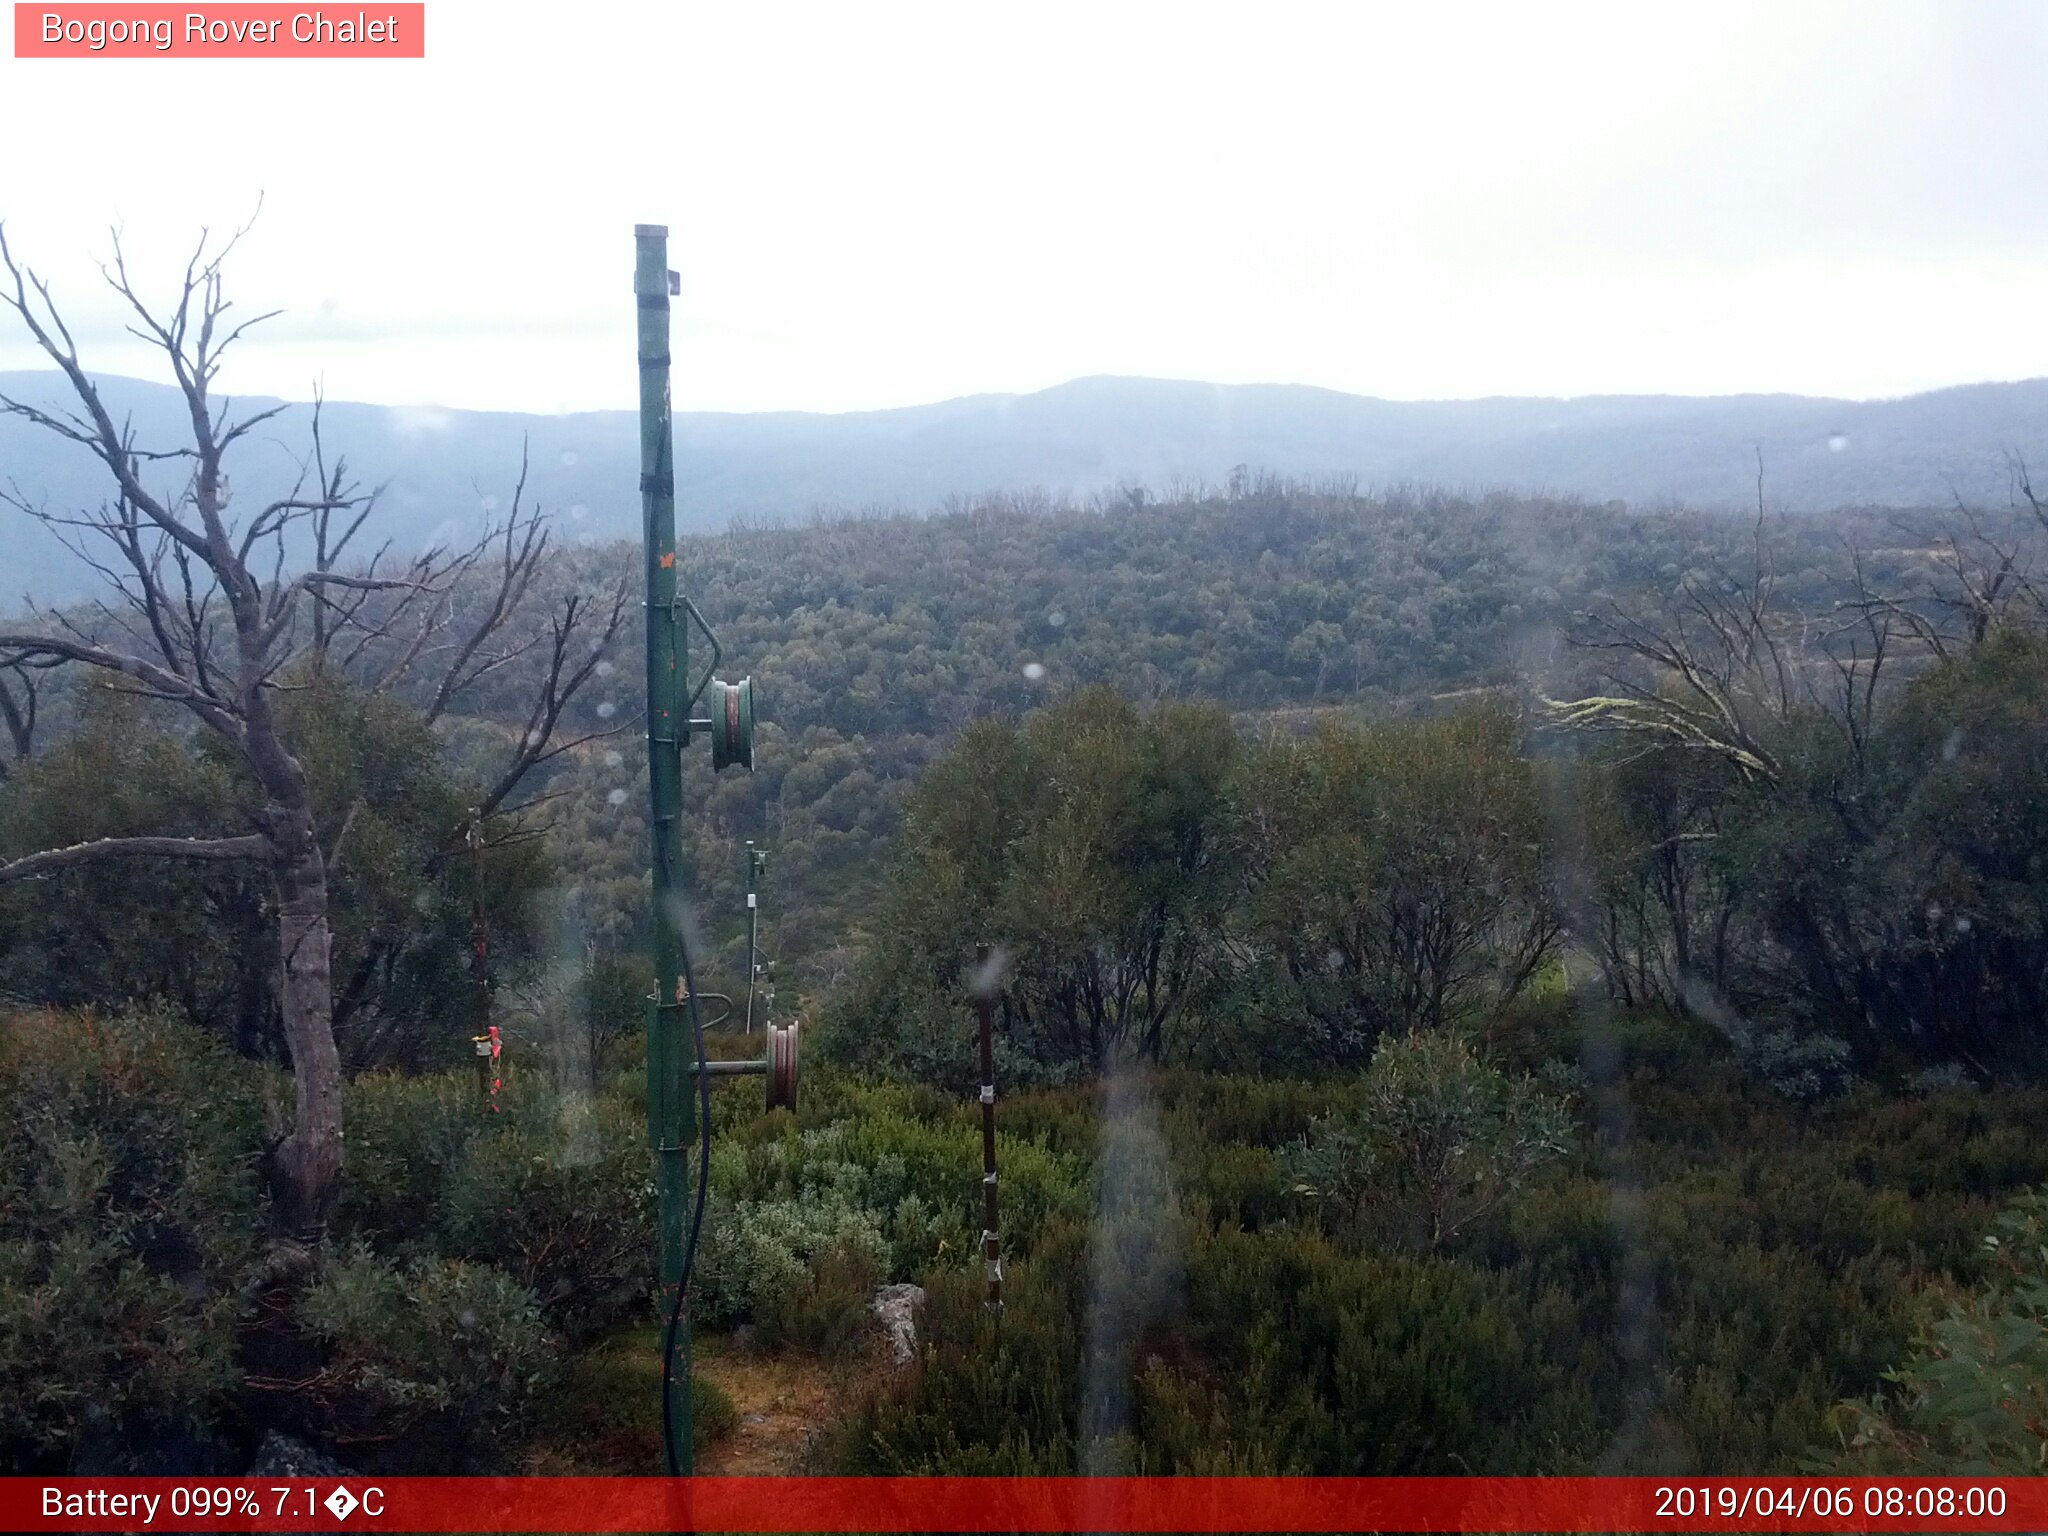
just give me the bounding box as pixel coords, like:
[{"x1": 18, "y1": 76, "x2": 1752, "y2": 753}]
[{"x1": 3, "y1": 370, "x2": 2045, "y2": 602}]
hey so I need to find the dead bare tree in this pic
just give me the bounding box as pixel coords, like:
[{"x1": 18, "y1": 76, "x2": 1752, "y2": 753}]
[
  {"x1": 0, "y1": 221, "x2": 623, "y2": 1235},
  {"x1": 1543, "y1": 474, "x2": 1804, "y2": 787},
  {"x1": 1845, "y1": 467, "x2": 2048, "y2": 663},
  {"x1": 0, "y1": 654, "x2": 57, "y2": 776}
]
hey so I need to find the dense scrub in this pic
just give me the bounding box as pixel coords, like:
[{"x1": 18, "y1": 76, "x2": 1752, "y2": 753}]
[
  {"x1": 829, "y1": 1030, "x2": 2048, "y2": 1475},
  {"x1": 7, "y1": 995, "x2": 2048, "y2": 1474}
]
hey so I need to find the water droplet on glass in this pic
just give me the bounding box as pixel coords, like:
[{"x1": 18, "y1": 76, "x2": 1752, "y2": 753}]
[
  {"x1": 969, "y1": 945, "x2": 1011, "y2": 998},
  {"x1": 561, "y1": 450, "x2": 579, "y2": 467},
  {"x1": 604, "y1": 750, "x2": 624, "y2": 768},
  {"x1": 1048, "y1": 609, "x2": 1067, "y2": 628},
  {"x1": 596, "y1": 660, "x2": 614, "y2": 678},
  {"x1": 481, "y1": 494, "x2": 500, "y2": 513},
  {"x1": 1827, "y1": 434, "x2": 1849, "y2": 453},
  {"x1": 596, "y1": 701, "x2": 617, "y2": 720},
  {"x1": 570, "y1": 504, "x2": 588, "y2": 520},
  {"x1": 1023, "y1": 662, "x2": 1047, "y2": 682},
  {"x1": 1942, "y1": 728, "x2": 1964, "y2": 762},
  {"x1": 606, "y1": 788, "x2": 629, "y2": 808}
]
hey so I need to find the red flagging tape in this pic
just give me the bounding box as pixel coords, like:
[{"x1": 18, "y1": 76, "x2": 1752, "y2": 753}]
[{"x1": 3, "y1": 1477, "x2": 2038, "y2": 1533}]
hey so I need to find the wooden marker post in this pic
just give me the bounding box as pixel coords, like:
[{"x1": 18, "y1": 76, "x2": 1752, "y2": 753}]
[{"x1": 976, "y1": 943, "x2": 1003, "y2": 1314}]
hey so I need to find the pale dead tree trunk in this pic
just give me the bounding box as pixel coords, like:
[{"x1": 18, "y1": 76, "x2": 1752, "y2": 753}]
[{"x1": 0, "y1": 222, "x2": 622, "y2": 1233}]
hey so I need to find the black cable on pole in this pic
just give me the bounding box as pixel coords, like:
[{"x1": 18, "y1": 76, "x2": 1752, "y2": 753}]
[{"x1": 659, "y1": 896, "x2": 714, "y2": 1477}]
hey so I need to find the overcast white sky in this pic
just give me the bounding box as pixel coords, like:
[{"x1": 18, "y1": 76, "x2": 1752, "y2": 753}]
[{"x1": 1, "y1": 0, "x2": 2045, "y2": 415}]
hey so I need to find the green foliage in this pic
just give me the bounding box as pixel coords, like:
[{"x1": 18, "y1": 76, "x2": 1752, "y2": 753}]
[
  {"x1": 1822, "y1": 1189, "x2": 2048, "y2": 1474},
  {"x1": 828, "y1": 689, "x2": 1238, "y2": 1080},
  {"x1": 1280, "y1": 1031, "x2": 1574, "y2": 1248},
  {"x1": 0, "y1": 686, "x2": 262, "y2": 1041},
  {"x1": 839, "y1": 693, "x2": 1571, "y2": 1085},
  {"x1": 1734, "y1": 1026, "x2": 1855, "y2": 1105},
  {"x1": 336, "y1": 1072, "x2": 655, "y2": 1342},
  {"x1": 273, "y1": 675, "x2": 554, "y2": 1072},
  {"x1": 1235, "y1": 705, "x2": 1561, "y2": 1061},
  {"x1": 0, "y1": 673, "x2": 555, "y2": 1072},
  {"x1": 298, "y1": 1244, "x2": 562, "y2": 1470},
  {"x1": 0, "y1": 1008, "x2": 265, "y2": 1463},
  {"x1": 1588, "y1": 629, "x2": 2048, "y2": 1077},
  {"x1": 438, "y1": 1094, "x2": 656, "y2": 1344},
  {"x1": 694, "y1": 1169, "x2": 891, "y2": 1336},
  {"x1": 830, "y1": 1046, "x2": 2048, "y2": 1476}
]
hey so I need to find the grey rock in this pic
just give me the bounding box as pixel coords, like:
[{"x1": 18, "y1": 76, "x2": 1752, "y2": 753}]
[
  {"x1": 247, "y1": 1431, "x2": 355, "y2": 1478},
  {"x1": 869, "y1": 1282, "x2": 927, "y2": 1368}
]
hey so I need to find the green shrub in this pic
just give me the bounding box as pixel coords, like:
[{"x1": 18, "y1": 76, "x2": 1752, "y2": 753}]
[
  {"x1": 334, "y1": 1071, "x2": 474, "y2": 1242},
  {"x1": 298, "y1": 1245, "x2": 561, "y2": 1471},
  {"x1": 693, "y1": 1167, "x2": 892, "y2": 1331},
  {"x1": 0, "y1": 1009, "x2": 263, "y2": 1464},
  {"x1": 832, "y1": 1220, "x2": 1091, "y2": 1474},
  {"x1": 1279, "y1": 1031, "x2": 1573, "y2": 1248},
  {"x1": 1821, "y1": 1189, "x2": 2048, "y2": 1474},
  {"x1": 691, "y1": 1105, "x2": 1091, "y2": 1337},
  {"x1": 758, "y1": 1235, "x2": 887, "y2": 1358},
  {"x1": 339, "y1": 1072, "x2": 656, "y2": 1343},
  {"x1": 438, "y1": 1093, "x2": 656, "y2": 1343},
  {"x1": 1737, "y1": 1026, "x2": 1856, "y2": 1105}
]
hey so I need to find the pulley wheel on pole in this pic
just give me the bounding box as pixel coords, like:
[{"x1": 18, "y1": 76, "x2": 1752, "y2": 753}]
[
  {"x1": 766, "y1": 1021, "x2": 799, "y2": 1110},
  {"x1": 710, "y1": 677, "x2": 754, "y2": 772}
]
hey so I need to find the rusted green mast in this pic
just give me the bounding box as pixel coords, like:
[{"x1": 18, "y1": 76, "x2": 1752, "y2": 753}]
[
  {"x1": 636, "y1": 222, "x2": 766, "y2": 1479},
  {"x1": 635, "y1": 223, "x2": 694, "y2": 1472}
]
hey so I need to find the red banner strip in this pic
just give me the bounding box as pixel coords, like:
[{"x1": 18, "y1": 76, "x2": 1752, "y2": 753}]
[
  {"x1": 13, "y1": 5, "x2": 424, "y2": 58},
  {"x1": 1, "y1": 1476, "x2": 2038, "y2": 1532}
]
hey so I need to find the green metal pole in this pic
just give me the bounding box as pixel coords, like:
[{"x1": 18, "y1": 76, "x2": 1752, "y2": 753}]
[{"x1": 636, "y1": 222, "x2": 693, "y2": 1473}]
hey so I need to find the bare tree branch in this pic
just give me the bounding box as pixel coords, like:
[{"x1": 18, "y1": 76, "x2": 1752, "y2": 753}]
[{"x1": 0, "y1": 832, "x2": 268, "y2": 884}]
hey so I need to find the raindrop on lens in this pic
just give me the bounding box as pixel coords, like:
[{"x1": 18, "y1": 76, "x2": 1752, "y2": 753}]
[
  {"x1": 604, "y1": 750, "x2": 624, "y2": 768},
  {"x1": 481, "y1": 495, "x2": 499, "y2": 513},
  {"x1": 1023, "y1": 662, "x2": 1047, "y2": 682},
  {"x1": 561, "y1": 450, "x2": 579, "y2": 467},
  {"x1": 596, "y1": 660, "x2": 614, "y2": 678},
  {"x1": 1048, "y1": 609, "x2": 1067, "y2": 628},
  {"x1": 607, "y1": 788, "x2": 628, "y2": 808},
  {"x1": 597, "y1": 701, "x2": 617, "y2": 719},
  {"x1": 570, "y1": 504, "x2": 588, "y2": 521},
  {"x1": 1827, "y1": 434, "x2": 1849, "y2": 453}
]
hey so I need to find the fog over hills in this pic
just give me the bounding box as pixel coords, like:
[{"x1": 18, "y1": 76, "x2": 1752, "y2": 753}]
[{"x1": 3, "y1": 370, "x2": 2045, "y2": 603}]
